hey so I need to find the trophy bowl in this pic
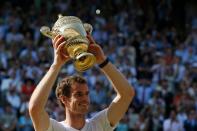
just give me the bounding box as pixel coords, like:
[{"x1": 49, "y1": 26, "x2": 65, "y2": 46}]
[{"x1": 40, "y1": 15, "x2": 96, "y2": 72}]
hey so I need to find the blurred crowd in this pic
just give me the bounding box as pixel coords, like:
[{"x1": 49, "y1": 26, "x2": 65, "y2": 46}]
[{"x1": 0, "y1": 0, "x2": 196, "y2": 131}]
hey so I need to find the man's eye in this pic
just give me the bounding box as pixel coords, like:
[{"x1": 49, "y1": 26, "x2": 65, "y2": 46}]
[{"x1": 76, "y1": 93, "x2": 83, "y2": 97}]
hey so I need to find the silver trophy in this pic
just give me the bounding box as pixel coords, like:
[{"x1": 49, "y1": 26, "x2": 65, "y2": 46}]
[{"x1": 40, "y1": 15, "x2": 96, "y2": 72}]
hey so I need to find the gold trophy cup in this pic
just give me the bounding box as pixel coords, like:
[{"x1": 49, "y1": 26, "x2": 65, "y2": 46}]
[{"x1": 40, "y1": 15, "x2": 96, "y2": 72}]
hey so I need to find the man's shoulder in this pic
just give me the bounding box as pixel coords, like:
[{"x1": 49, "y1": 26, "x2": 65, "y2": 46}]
[
  {"x1": 88, "y1": 108, "x2": 108, "y2": 121},
  {"x1": 47, "y1": 118, "x2": 68, "y2": 131},
  {"x1": 86, "y1": 108, "x2": 116, "y2": 130}
]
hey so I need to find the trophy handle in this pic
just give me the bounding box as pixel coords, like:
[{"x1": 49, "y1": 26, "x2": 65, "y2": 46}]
[
  {"x1": 40, "y1": 26, "x2": 57, "y2": 39},
  {"x1": 83, "y1": 23, "x2": 93, "y2": 34}
]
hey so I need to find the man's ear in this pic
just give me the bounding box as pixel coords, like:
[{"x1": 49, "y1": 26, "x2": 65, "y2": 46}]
[{"x1": 60, "y1": 96, "x2": 68, "y2": 106}]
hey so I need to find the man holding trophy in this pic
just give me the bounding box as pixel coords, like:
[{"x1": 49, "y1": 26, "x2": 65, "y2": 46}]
[{"x1": 29, "y1": 15, "x2": 135, "y2": 131}]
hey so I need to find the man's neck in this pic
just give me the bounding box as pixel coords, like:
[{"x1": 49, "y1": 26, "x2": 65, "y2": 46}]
[{"x1": 65, "y1": 110, "x2": 86, "y2": 130}]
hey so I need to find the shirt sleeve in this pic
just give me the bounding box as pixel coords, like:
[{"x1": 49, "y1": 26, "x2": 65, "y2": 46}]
[{"x1": 90, "y1": 108, "x2": 118, "y2": 131}]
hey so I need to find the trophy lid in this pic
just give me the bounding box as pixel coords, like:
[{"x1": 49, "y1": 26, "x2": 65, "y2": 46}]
[
  {"x1": 52, "y1": 14, "x2": 93, "y2": 36},
  {"x1": 52, "y1": 15, "x2": 83, "y2": 31}
]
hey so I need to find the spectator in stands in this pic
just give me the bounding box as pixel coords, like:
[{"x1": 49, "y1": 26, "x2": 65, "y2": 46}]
[
  {"x1": 163, "y1": 109, "x2": 184, "y2": 131},
  {"x1": 18, "y1": 110, "x2": 34, "y2": 131},
  {"x1": 0, "y1": 103, "x2": 17, "y2": 131},
  {"x1": 184, "y1": 109, "x2": 197, "y2": 131},
  {"x1": 21, "y1": 78, "x2": 36, "y2": 97}
]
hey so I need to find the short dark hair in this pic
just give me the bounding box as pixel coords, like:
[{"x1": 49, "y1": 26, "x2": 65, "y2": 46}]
[{"x1": 55, "y1": 75, "x2": 87, "y2": 107}]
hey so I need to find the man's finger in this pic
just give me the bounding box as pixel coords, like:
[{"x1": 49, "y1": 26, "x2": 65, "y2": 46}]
[
  {"x1": 52, "y1": 35, "x2": 61, "y2": 47},
  {"x1": 55, "y1": 36, "x2": 65, "y2": 49},
  {"x1": 56, "y1": 41, "x2": 67, "y2": 53},
  {"x1": 53, "y1": 35, "x2": 61, "y2": 43},
  {"x1": 87, "y1": 34, "x2": 95, "y2": 45}
]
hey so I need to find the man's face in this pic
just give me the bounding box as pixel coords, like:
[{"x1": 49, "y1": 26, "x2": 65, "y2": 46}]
[{"x1": 66, "y1": 82, "x2": 90, "y2": 114}]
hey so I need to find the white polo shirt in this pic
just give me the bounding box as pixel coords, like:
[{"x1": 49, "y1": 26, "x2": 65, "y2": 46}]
[{"x1": 47, "y1": 109, "x2": 116, "y2": 131}]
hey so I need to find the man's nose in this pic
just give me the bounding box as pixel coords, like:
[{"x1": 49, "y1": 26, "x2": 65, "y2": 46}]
[{"x1": 82, "y1": 95, "x2": 90, "y2": 102}]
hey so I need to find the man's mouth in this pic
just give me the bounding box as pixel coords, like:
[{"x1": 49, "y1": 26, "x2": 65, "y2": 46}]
[{"x1": 79, "y1": 103, "x2": 89, "y2": 106}]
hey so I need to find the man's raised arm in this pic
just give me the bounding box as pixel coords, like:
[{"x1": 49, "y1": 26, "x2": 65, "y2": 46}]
[
  {"x1": 87, "y1": 34, "x2": 135, "y2": 127},
  {"x1": 29, "y1": 35, "x2": 69, "y2": 131},
  {"x1": 101, "y1": 61, "x2": 135, "y2": 126}
]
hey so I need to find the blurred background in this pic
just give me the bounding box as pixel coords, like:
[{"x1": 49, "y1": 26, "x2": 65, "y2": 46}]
[{"x1": 0, "y1": 0, "x2": 196, "y2": 131}]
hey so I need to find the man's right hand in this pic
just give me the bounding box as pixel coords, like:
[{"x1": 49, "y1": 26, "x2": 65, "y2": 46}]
[{"x1": 52, "y1": 35, "x2": 71, "y2": 67}]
